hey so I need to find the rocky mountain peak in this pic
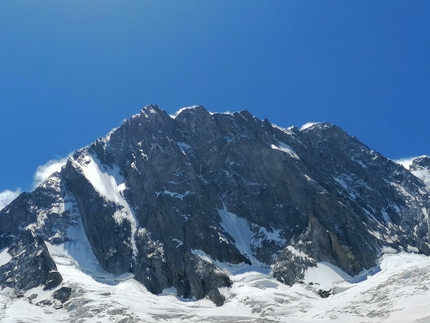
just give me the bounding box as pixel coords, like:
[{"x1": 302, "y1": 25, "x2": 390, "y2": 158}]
[
  {"x1": 1, "y1": 105, "x2": 430, "y2": 307},
  {"x1": 408, "y1": 155, "x2": 430, "y2": 187},
  {"x1": 410, "y1": 155, "x2": 430, "y2": 171}
]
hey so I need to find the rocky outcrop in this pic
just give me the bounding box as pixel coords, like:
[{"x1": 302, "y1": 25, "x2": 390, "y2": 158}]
[
  {"x1": 0, "y1": 172, "x2": 79, "y2": 250},
  {"x1": 410, "y1": 156, "x2": 430, "y2": 170},
  {"x1": 1, "y1": 105, "x2": 429, "y2": 304},
  {"x1": 409, "y1": 156, "x2": 430, "y2": 187},
  {"x1": 53, "y1": 286, "x2": 72, "y2": 303},
  {"x1": 0, "y1": 229, "x2": 62, "y2": 292}
]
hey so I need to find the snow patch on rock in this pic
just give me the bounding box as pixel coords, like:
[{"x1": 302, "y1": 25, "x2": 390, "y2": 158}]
[{"x1": 73, "y1": 153, "x2": 139, "y2": 259}]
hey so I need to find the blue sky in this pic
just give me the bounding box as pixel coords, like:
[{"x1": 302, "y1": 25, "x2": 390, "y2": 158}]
[{"x1": 1, "y1": 1, "x2": 430, "y2": 199}]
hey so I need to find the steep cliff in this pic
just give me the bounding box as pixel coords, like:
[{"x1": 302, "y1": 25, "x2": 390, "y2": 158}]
[{"x1": 1, "y1": 105, "x2": 429, "y2": 305}]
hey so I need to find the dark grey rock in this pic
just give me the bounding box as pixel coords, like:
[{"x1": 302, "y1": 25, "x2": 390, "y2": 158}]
[
  {"x1": 273, "y1": 247, "x2": 315, "y2": 286},
  {"x1": 63, "y1": 159, "x2": 133, "y2": 275},
  {"x1": 1, "y1": 232, "x2": 61, "y2": 292},
  {"x1": 410, "y1": 156, "x2": 430, "y2": 171},
  {"x1": 0, "y1": 171, "x2": 79, "y2": 249},
  {"x1": 28, "y1": 294, "x2": 38, "y2": 302},
  {"x1": 0, "y1": 229, "x2": 62, "y2": 293},
  {"x1": 0, "y1": 193, "x2": 35, "y2": 249},
  {"x1": 318, "y1": 289, "x2": 331, "y2": 298},
  {"x1": 53, "y1": 287, "x2": 72, "y2": 303},
  {"x1": 44, "y1": 271, "x2": 63, "y2": 290}
]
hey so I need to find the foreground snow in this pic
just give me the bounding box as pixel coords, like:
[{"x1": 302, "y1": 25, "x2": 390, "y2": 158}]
[{"x1": 2, "y1": 243, "x2": 430, "y2": 323}]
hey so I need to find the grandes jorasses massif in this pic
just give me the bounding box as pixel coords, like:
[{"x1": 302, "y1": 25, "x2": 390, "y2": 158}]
[{"x1": 1, "y1": 105, "x2": 429, "y2": 305}]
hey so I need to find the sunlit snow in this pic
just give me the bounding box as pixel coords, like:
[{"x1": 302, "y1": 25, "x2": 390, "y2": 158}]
[
  {"x1": 300, "y1": 122, "x2": 322, "y2": 130},
  {"x1": 3, "y1": 247, "x2": 430, "y2": 322},
  {"x1": 411, "y1": 168, "x2": 430, "y2": 187},
  {"x1": 218, "y1": 205, "x2": 256, "y2": 264},
  {"x1": 394, "y1": 156, "x2": 423, "y2": 169},
  {"x1": 0, "y1": 247, "x2": 12, "y2": 267},
  {"x1": 270, "y1": 141, "x2": 299, "y2": 159},
  {"x1": 304, "y1": 262, "x2": 352, "y2": 291}
]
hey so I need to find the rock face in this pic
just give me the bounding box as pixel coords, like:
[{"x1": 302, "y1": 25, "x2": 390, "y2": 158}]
[
  {"x1": 411, "y1": 156, "x2": 430, "y2": 170},
  {"x1": 53, "y1": 287, "x2": 72, "y2": 303},
  {"x1": 1, "y1": 105, "x2": 430, "y2": 305},
  {"x1": 0, "y1": 229, "x2": 62, "y2": 292},
  {"x1": 409, "y1": 156, "x2": 430, "y2": 186}
]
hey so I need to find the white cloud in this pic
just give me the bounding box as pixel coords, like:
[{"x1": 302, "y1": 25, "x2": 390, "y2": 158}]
[
  {"x1": 33, "y1": 155, "x2": 71, "y2": 189},
  {"x1": 0, "y1": 154, "x2": 72, "y2": 210},
  {"x1": 393, "y1": 156, "x2": 425, "y2": 170},
  {"x1": 0, "y1": 189, "x2": 21, "y2": 211}
]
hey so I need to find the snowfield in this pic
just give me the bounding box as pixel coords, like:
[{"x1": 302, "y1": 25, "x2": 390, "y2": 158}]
[{"x1": 2, "y1": 243, "x2": 430, "y2": 322}]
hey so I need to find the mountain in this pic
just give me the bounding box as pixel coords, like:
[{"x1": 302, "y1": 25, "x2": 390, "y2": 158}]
[
  {"x1": 1, "y1": 105, "x2": 430, "y2": 322},
  {"x1": 409, "y1": 156, "x2": 430, "y2": 187}
]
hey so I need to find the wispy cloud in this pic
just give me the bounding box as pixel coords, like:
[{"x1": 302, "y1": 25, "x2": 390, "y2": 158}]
[
  {"x1": 393, "y1": 156, "x2": 425, "y2": 170},
  {"x1": 0, "y1": 154, "x2": 72, "y2": 210},
  {"x1": 0, "y1": 189, "x2": 21, "y2": 210},
  {"x1": 33, "y1": 155, "x2": 71, "y2": 189}
]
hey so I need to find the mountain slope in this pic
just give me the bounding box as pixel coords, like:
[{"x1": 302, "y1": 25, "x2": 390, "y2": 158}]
[
  {"x1": 3, "y1": 247, "x2": 430, "y2": 323},
  {"x1": 1, "y1": 105, "x2": 430, "y2": 314}
]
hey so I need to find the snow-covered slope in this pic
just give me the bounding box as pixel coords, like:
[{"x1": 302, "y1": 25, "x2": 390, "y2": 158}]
[
  {"x1": 1, "y1": 247, "x2": 430, "y2": 322},
  {"x1": 396, "y1": 155, "x2": 430, "y2": 187},
  {"x1": 410, "y1": 157, "x2": 430, "y2": 187}
]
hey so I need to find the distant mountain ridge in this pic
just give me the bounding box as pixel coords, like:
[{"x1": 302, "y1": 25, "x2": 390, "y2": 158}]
[{"x1": 1, "y1": 105, "x2": 430, "y2": 308}]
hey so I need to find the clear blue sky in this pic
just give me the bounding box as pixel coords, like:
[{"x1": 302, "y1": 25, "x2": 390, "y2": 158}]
[{"x1": 1, "y1": 1, "x2": 430, "y2": 194}]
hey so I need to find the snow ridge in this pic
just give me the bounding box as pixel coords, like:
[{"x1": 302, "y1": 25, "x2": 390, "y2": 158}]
[{"x1": 73, "y1": 152, "x2": 139, "y2": 259}]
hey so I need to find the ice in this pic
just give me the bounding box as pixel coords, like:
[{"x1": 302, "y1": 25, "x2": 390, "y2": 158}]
[
  {"x1": 218, "y1": 204, "x2": 287, "y2": 267},
  {"x1": 304, "y1": 262, "x2": 352, "y2": 290},
  {"x1": 300, "y1": 122, "x2": 322, "y2": 130},
  {"x1": 270, "y1": 141, "x2": 299, "y2": 159},
  {"x1": 411, "y1": 168, "x2": 430, "y2": 187},
  {"x1": 45, "y1": 216, "x2": 108, "y2": 281},
  {"x1": 72, "y1": 153, "x2": 139, "y2": 258},
  {"x1": 378, "y1": 251, "x2": 428, "y2": 271},
  {"x1": 394, "y1": 156, "x2": 430, "y2": 187},
  {"x1": 161, "y1": 287, "x2": 178, "y2": 296},
  {"x1": 76, "y1": 154, "x2": 124, "y2": 203},
  {"x1": 191, "y1": 248, "x2": 269, "y2": 276},
  {"x1": 217, "y1": 204, "x2": 259, "y2": 265},
  {"x1": 0, "y1": 248, "x2": 11, "y2": 266},
  {"x1": 394, "y1": 156, "x2": 424, "y2": 169}
]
